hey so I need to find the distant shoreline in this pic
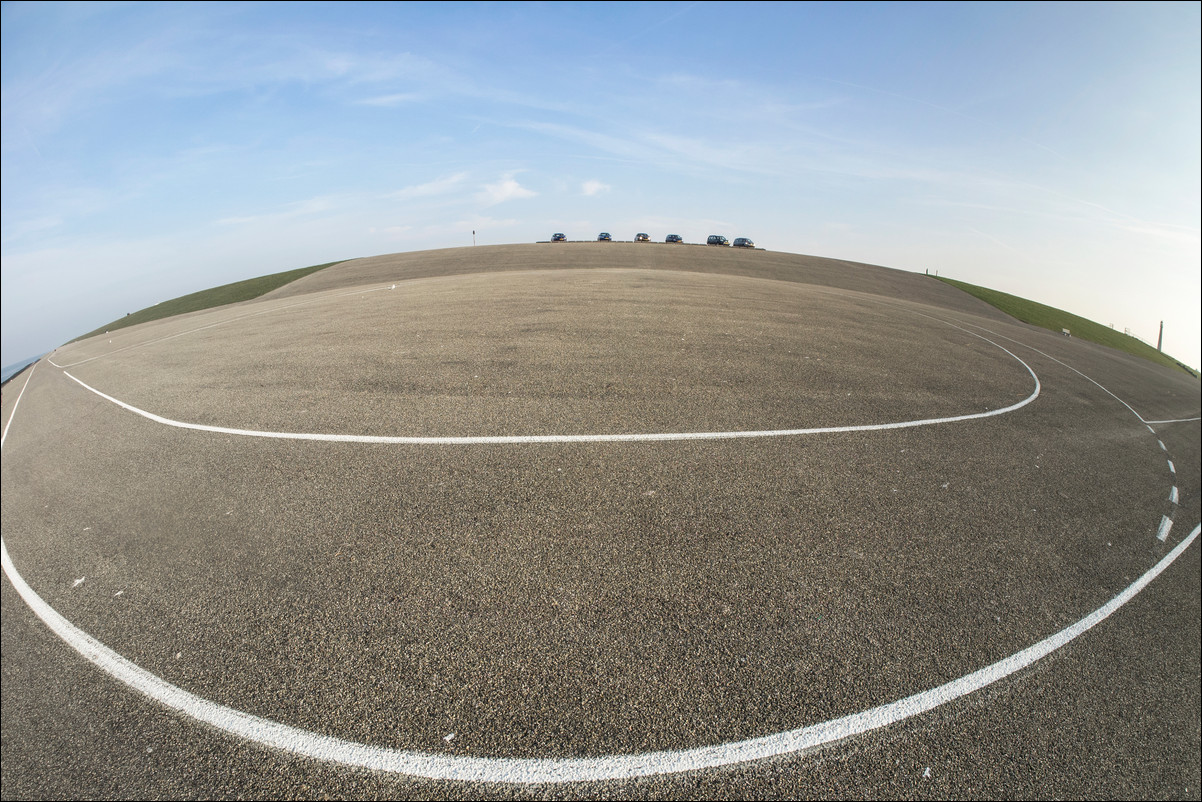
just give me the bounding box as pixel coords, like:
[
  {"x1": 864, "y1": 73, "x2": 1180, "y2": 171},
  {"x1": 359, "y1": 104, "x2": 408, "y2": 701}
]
[{"x1": 1, "y1": 355, "x2": 43, "y2": 387}]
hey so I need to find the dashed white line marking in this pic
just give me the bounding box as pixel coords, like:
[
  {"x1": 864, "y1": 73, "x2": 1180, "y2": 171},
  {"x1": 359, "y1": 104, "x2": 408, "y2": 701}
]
[
  {"x1": 938, "y1": 317, "x2": 1200, "y2": 428},
  {"x1": 1157, "y1": 516, "x2": 1173, "y2": 543},
  {"x1": 1158, "y1": 440, "x2": 1167, "y2": 451},
  {"x1": 5, "y1": 300, "x2": 1198, "y2": 785},
  {"x1": 1170, "y1": 487, "x2": 1179, "y2": 505},
  {"x1": 1168, "y1": 460, "x2": 1176, "y2": 474},
  {"x1": 2, "y1": 521, "x2": 1196, "y2": 784}
]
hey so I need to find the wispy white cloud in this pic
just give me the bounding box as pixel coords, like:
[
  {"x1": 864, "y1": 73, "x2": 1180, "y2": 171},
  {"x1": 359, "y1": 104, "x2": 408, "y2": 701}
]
[
  {"x1": 930, "y1": 176, "x2": 1202, "y2": 247},
  {"x1": 476, "y1": 174, "x2": 536, "y2": 206},
  {"x1": 0, "y1": 215, "x2": 63, "y2": 247},
  {"x1": 656, "y1": 71, "x2": 742, "y2": 92},
  {"x1": 356, "y1": 92, "x2": 424, "y2": 107},
  {"x1": 369, "y1": 216, "x2": 521, "y2": 244},
  {"x1": 386, "y1": 173, "x2": 469, "y2": 201},
  {"x1": 581, "y1": 180, "x2": 610, "y2": 196},
  {"x1": 215, "y1": 195, "x2": 344, "y2": 226},
  {"x1": 323, "y1": 51, "x2": 444, "y2": 87},
  {"x1": 515, "y1": 121, "x2": 658, "y2": 164},
  {"x1": 1113, "y1": 221, "x2": 1201, "y2": 246}
]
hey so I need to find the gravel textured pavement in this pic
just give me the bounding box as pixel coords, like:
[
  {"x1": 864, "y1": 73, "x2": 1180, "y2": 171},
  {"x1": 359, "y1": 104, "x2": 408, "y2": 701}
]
[{"x1": 2, "y1": 244, "x2": 1198, "y2": 799}]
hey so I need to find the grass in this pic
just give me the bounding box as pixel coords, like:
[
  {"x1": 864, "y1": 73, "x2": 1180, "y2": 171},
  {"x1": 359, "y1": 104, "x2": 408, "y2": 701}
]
[
  {"x1": 73, "y1": 260, "x2": 346, "y2": 342},
  {"x1": 936, "y1": 276, "x2": 1198, "y2": 378}
]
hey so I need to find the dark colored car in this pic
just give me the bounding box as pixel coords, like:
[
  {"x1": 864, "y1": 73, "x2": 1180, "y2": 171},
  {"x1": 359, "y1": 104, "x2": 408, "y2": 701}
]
[
  {"x1": 551, "y1": 233, "x2": 566, "y2": 242},
  {"x1": 665, "y1": 234, "x2": 683, "y2": 243},
  {"x1": 706, "y1": 234, "x2": 730, "y2": 246},
  {"x1": 598, "y1": 232, "x2": 612, "y2": 241},
  {"x1": 732, "y1": 237, "x2": 755, "y2": 248},
  {"x1": 635, "y1": 233, "x2": 650, "y2": 242}
]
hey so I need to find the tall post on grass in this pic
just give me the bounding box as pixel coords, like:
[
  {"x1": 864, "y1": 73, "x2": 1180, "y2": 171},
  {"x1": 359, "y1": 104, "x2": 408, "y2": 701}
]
[{"x1": 1158, "y1": 321, "x2": 1163, "y2": 352}]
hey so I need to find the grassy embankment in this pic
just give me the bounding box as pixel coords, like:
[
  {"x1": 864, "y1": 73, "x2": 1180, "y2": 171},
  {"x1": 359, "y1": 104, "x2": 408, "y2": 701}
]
[
  {"x1": 73, "y1": 260, "x2": 346, "y2": 342},
  {"x1": 936, "y1": 276, "x2": 1198, "y2": 378}
]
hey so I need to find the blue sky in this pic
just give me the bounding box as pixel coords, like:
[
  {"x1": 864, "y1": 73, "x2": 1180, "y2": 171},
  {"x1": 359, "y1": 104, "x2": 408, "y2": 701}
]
[{"x1": 3, "y1": 1, "x2": 1199, "y2": 370}]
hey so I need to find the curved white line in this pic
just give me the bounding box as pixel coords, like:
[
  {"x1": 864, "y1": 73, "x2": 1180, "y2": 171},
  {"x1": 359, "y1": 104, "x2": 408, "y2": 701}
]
[
  {"x1": 939, "y1": 317, "x2": 1201, "y2": 427},
  {"x1": 58, "y1": 327, "x2": 1041, "y2": 444},
  {"x1": 2, "y1": 521, "x2": 1196, "y2": 784},
  {"x1": 4, "y1": 312, "x2": 1192, "y2": 785},
  {"x1": 63, "y1": 364, "x2": 1040, "y2": 443},
  {"x1": 1, "y1": 362, "x2": 36, "y2": 447}
]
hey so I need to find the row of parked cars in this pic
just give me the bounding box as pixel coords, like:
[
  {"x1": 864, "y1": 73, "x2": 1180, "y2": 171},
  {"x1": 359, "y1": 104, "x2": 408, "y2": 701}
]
[{"x1": 550, "y1": 233, "x2": 756, "y2": 247}]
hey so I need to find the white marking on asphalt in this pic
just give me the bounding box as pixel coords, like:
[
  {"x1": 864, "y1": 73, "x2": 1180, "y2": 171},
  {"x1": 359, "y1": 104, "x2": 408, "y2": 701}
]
[
  {"x1": 4, "y1": 301, "x2": 1196, "y2": 784},
  {"x1": 935, "y1": 317, "x2": 1201, "y2": 427},
  {"x1": 73, "y1": 577, "x2": 85, "y2": 587},
  {"x1": 1170, "y1": 487, "x2": 1178, "y2": 504},
  {"x1": 59, "y1": 331, "x2": 1041, "y2": 444},
  {"x1": 0, "y1": 363, "x2": 36, "y2": 447},
  {"x1": 1168, "y1": 461, "x2": 1176, "y2": 474},
  {"x1": 1158, "y1": 441, "x2": 1166, "y2": 451},
  {"x1": 1157, "y1": 516, "x2": 1173, "y2": 543},
  {"x1": 50, "y1": 304, "x2": 1044, "y2": 445},
  {"x1": 2, "y1": 521, "x2": 1196, "y2": 784}
]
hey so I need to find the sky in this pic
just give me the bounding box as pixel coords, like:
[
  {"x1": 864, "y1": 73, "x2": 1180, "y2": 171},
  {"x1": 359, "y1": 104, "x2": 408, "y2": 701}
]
[{"x1": 2, "y1": 1, "x2": 1200, "y2": 371}]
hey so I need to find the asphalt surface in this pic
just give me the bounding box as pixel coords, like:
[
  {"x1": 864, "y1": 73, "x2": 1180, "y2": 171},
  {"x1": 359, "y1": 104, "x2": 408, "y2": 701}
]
[{"x1": 2, "y1": 243, "x2": 1199, "y2": 799}]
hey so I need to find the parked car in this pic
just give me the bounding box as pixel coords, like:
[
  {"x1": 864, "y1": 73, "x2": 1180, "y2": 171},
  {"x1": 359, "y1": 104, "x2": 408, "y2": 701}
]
[
  {"x1": 706, "y1": 235, "x2": 730, "y2": 246},
  {"x1": 551, "y1": 233, "x2": 566, "y2": 242},
  {"x1": 665, "y1": 234, "x2": 683, "y2": 243},
  {"x1": 598, "y1": 232, "x2": 612, "y2": 241},
  {"x1": 732, "y1": 237, "x2": 755, "y2": 248},
  {"x1": 635, "y1": 233, "x2": 650, "y2": 242}
]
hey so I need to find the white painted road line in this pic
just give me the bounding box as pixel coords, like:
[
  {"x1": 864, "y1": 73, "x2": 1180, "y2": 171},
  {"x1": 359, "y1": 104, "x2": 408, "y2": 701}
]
[
  {"x1": 0, "y1": 363, "x2": 36, "y2": 447},
  {"x1": 942, "y1": 318, "x2": 1201, "y2": 427},
  {"x1": 1170, "y1": 487, "x2": 1179, "y2": 504},
  {"x1": 62, "y1": 364, "x2": 1040, "y2": 444},
  {"x1": 2, "y1": 515, "x2": 1196, "y2": 784},
  {"x1": 57, "y1": 323, "x2": 1043, "y2": 444},
  {"x1": 1168, "y1": 461, "x2": 1176, "y2": 474},
  {"x1": 5, "y1": 309, "x2": 1197, "y2": 785},
  {"x1": 53, "y1": 304, "x2": 1043, "y2": 445},
  {"x1": 1157, "y1": 516, "x2": 1173, "y2": 543}
]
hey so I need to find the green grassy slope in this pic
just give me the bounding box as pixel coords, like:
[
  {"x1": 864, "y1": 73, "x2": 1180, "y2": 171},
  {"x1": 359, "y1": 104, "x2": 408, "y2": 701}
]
[
  {"x1": 936, "y1": 276, "x2": 1198, "y2": 378},
  {"x1": 73, "y1": 260, "x2": 345, "y2": 342}
]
